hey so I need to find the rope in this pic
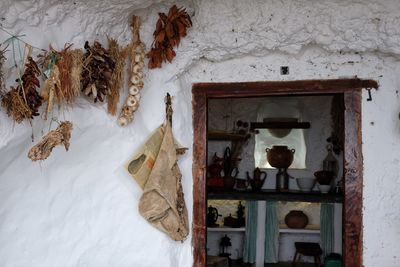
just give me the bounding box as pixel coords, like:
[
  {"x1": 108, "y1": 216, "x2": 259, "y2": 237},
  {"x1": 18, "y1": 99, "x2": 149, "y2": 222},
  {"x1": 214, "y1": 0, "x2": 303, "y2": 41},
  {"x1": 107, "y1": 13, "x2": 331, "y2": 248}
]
[{"x1": 0, "y1": 26, "x2": 45, "y2": 52}]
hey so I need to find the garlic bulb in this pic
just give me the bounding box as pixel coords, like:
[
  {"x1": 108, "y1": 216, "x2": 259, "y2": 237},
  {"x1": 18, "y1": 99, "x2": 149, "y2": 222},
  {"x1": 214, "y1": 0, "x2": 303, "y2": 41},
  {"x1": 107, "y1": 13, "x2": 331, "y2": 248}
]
[{"x1": 118, "y1": 15, "x2": 146, "y2": 126}]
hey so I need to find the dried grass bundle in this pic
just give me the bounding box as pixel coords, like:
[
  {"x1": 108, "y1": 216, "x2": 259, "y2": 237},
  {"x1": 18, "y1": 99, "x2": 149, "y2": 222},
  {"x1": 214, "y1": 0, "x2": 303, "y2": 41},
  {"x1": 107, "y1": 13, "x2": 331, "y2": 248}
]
[
  {"x1": 1, "y1": 87, "x2": 32, "y2": 123},
  {"x1": 28, "y1": 121, "x2": 73, "y2": 161},
  {"x1": 55, "y1": 44, "x2": 74, "y2": 103},
  {"x1": 69, "y1": 49, "x2": 83, "y2": 98},
  {"x1": 107, "y1": 38, "x2": 126, "y2": 115}
]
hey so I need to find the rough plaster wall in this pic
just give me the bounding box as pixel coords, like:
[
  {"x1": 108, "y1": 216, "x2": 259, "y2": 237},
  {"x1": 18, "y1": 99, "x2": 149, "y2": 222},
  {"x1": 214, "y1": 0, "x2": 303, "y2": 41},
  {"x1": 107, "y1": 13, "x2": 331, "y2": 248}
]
[{"x1": 0, "y1": 0, "x2": 399, "y2": 266}]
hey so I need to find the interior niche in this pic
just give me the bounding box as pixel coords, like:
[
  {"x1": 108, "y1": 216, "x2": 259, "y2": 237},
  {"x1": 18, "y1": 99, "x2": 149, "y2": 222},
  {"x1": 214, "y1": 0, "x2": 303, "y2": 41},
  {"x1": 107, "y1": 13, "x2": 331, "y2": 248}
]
[{"x1": 192, "y1": 79, "x2": 377, "y2": 267}]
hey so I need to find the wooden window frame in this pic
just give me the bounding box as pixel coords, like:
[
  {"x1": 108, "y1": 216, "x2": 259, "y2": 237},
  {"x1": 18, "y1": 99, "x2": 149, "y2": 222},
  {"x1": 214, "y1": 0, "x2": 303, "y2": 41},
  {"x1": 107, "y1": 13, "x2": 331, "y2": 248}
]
[{"x1": 191, "y1": 79, "x2": 378, "y2": 267}]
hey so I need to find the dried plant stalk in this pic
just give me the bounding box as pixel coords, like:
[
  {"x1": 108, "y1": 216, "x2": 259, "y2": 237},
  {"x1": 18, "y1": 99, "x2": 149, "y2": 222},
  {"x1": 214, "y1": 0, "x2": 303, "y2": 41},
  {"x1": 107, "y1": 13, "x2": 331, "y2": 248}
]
[
  {"x1": 107, "y1": 38, "x2": 126, "y2": 115},
  {"x1": 55, "y1": 45, "x2": 74, "y2": 103},
  {"x1": 117, "y1": 15, "x2": 145, "y2": 126},
  {"x1": 69, "y1": 49, "x2": 83, "y2": 98},
  {"x1": 28, "y1": 121, "x2": 73, "y2": 161},
  {"x1": 1, "y1": 87, "x2": 32, "y2": 123},
  {"x1": 0, "y1": 45, "x2": 6, "y2": 93},
  {"x1": 41, "y1": 65, "x2": 60, "y2": 120}
]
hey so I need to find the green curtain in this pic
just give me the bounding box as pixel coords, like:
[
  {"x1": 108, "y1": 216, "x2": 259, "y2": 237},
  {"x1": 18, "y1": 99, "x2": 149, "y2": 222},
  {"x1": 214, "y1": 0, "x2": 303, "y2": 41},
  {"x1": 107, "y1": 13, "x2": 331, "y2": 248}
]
[
  {"x1": 243, "y1": 201, "x2": 258, "y2": 263},
  {"x1": 264, "y1": 201, "x2": 279, "y2": 263},
  {"x1": 320, "y1": 203, "x2": 334, "y2": 257}
]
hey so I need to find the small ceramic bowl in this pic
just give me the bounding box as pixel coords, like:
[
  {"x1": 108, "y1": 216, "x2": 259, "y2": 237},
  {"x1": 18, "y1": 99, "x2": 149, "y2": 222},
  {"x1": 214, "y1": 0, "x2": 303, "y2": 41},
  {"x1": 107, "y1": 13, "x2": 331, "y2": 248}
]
[
  {"x1": 296, "y1": 178, "x2": 316, "y2": 192},
  {"x1": 317, "y1": 183, "x2": 331, "y2": 194}
]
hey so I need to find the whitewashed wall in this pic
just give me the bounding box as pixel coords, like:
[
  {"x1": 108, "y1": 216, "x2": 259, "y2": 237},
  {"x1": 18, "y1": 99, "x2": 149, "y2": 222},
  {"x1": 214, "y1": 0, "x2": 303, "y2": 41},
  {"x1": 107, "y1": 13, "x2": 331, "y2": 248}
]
[{"x1": 0, "y1": 0, "x2": 399, "y2": 266}]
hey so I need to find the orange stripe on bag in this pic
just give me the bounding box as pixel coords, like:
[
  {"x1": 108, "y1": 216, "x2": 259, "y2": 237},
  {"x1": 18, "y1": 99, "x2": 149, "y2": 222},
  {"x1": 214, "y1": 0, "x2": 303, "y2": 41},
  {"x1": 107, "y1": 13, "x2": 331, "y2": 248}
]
[{"x1": 146, "y1": 158, "x2": 155, "y2": 168}]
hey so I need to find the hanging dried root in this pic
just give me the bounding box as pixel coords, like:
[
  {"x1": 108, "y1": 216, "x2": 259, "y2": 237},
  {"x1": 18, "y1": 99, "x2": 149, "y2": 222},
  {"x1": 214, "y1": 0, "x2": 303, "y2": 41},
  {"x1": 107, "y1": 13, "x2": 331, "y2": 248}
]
[
  {"x1": 107, "y1": 38, "x2": 126, "y2": 115},
  {"x1": 118, "y1": 15, "x2": 145, "y2": 126},
  {"x1": 1, "y1": 87, "x2": 32, "y2": 123},
  {"x1": 28, "y1": 121, "x2": 73, "y2": 161},
  {"x1": 81, "y1": 41, "x2": 115, "y2": 103},
  {"x1": 147, "y1": 5, "x2": 192, "y2": 68}
]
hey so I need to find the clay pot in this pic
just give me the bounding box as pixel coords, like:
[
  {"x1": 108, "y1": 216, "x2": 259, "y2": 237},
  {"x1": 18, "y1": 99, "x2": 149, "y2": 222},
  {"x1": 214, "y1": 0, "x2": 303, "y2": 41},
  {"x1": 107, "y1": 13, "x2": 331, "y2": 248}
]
[
  {"x1": 285, "y1": 210, "x2": 309, "y2": 229},
  {"x1": 314, "y1": 170, "x2": 334, "y2": 185},
  {"x1": 266, "y1": 146, "x2": 295, "y2": 168}
]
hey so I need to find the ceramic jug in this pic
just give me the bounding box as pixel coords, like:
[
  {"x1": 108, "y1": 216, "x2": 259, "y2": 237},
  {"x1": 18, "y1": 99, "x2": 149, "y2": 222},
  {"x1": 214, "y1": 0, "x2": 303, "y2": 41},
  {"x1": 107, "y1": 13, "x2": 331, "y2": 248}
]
[{"x1": 247, "y1": 167, "x2": 267, "y2": 191}]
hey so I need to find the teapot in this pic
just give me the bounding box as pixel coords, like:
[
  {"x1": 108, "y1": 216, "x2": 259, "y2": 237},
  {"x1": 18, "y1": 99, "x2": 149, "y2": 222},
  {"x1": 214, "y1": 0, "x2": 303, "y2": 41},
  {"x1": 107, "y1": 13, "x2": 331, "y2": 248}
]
[
  {"x1": 247, "y1": 168, "x2": 267, "y2": 191},
  {"x1": 207, "y1": 205, "x2": 221, "y2": 227}
]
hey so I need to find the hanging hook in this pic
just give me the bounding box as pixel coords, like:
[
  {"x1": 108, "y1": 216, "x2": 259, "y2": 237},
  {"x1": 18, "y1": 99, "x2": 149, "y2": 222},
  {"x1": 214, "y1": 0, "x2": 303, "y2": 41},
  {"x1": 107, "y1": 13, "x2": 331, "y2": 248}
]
[
  {"x1": 366, "y1": 88, "x2": 372, "y2": 101},
  {"x1": 165, "y1": 92, "x2": 173, "y2": 125}
]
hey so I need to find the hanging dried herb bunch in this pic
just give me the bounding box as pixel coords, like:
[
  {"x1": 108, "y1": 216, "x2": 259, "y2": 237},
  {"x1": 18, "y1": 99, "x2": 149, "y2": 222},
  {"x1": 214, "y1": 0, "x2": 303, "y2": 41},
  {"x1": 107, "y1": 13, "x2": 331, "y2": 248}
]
[
  {"x1": 147, "y1": 5, "x2": 192, "y2": 69},
  {"x1": 2, "y1": 56, "x2": 43, "y2": 122},
  {"x1": 118, "y1": 15, "x2": 145, "y2": 126},
  {"x1": 55, "y1": 44, "x2": 82, "y2": 103},
  {"x1": 28, "y1": 121, "x2": 73, "y2": 161},
  {"x1": 1, "y1": 86, "x2": 32, "y2": 123},
  {"x1": 107, "y1": 38, "x2": 126, "y2": 115},
  {"x1": 81, "y1": 41, "x2": 115, "y2": 102}
]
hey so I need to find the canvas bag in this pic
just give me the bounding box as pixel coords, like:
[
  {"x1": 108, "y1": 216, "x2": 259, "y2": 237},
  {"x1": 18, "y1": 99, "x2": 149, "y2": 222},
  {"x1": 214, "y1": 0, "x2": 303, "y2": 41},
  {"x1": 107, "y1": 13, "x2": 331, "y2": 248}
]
[{"x1": 126, "y1": 122, "x2": 189, "y2": 241}]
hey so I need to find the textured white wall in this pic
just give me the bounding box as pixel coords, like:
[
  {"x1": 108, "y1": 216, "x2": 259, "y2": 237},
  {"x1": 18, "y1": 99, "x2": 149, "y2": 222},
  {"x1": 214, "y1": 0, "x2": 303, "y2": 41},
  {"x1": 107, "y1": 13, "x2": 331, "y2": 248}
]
[{"x1": 0, "y1": 0, "x2": 399, "y2": 266}]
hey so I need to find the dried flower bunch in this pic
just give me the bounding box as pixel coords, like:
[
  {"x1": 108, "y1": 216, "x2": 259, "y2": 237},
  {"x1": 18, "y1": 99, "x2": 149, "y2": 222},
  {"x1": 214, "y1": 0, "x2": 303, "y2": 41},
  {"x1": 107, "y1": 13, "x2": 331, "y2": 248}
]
[
  {"x1": 81, "y1": 41, "x2": 115, "y2": 102},
  {"x1": 147, "y1": 5, "x2": 192, "y2": 69},
  {"x1": 107, "y1": 38, "x2": 126, "y2": 115},
  {"x1": 2, "y1": 56, "x2": 43, "y2": 123},
  {"x1": 118, "y1": 15, "x2": 145, "y2": 126},
  {"x1": 28, "y1": 121, "x2": 73, "y2": 161}
]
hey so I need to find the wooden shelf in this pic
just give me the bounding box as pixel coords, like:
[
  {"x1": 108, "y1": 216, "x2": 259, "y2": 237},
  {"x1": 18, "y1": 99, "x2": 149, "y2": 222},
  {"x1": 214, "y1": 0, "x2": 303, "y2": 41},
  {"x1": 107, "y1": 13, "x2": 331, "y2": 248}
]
[
  {"x1": 207, "y1": 227, "x2": 245, "y2": 232},
  {"x1": 207, "y1": 131, "x2": 248, "y2": 141},
  {"x1": 250, "y1": 121, "x2": 311, "y2": 129},
  {"x1": 207, "y1": 189, "x2": 342, "y2": 203},
  {"x1": 279, "y1": 228, "x2": 320, "y2": 234}
]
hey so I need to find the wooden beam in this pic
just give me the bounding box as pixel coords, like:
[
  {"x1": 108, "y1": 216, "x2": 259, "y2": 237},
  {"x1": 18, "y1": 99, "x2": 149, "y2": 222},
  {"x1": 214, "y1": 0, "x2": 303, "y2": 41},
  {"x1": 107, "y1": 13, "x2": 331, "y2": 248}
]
[{"x1": 193, "y1": 78, "x2": 378, "y2": 98}]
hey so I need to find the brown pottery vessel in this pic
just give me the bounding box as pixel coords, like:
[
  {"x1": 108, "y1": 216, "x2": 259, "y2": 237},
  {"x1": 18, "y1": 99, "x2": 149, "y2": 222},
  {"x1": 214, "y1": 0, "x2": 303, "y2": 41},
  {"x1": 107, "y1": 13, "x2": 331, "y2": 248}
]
[
  {"x1": 266, "y1": 145, "x2": 295, "y2": 168},
  {"x1": 284, "y1": 210, "x2": 309, "y2": 229}
]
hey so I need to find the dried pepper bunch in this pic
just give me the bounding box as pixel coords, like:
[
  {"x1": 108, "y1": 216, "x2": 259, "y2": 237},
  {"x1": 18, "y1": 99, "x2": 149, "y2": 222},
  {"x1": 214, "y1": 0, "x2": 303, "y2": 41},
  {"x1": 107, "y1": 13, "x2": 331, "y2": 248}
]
[
  {"x1": 118, "y1": 15, "x2": 145, "y2": 126},
  {"x1": 147, "y1": 5, "x2": 192, "y2": 68},
  {"x1": 28, "y1": 121, "x2": 73, "y2": 161},
  {"x1": 81, "y1": 41, "x2": 115, "y2": 102},
  {"x1": 2, "y1": 56, "x2": 43, "y2": 123},
  {"x1": 17, "y1": 57, "x2": 43, "y2": 117}
]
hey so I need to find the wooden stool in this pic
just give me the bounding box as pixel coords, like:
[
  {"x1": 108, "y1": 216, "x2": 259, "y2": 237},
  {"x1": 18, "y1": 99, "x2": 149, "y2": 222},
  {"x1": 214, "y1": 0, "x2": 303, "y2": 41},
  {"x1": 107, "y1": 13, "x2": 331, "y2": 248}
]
[{"x1": 292, "y1": 242, "x2": 322, "y2": 267}]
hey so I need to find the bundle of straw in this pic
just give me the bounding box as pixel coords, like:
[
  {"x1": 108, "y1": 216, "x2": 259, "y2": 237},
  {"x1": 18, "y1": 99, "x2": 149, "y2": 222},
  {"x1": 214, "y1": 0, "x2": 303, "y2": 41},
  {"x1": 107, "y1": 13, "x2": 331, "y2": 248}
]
[{"x1": 107, "y1": 38, "x2": 126, "y2": 115}]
